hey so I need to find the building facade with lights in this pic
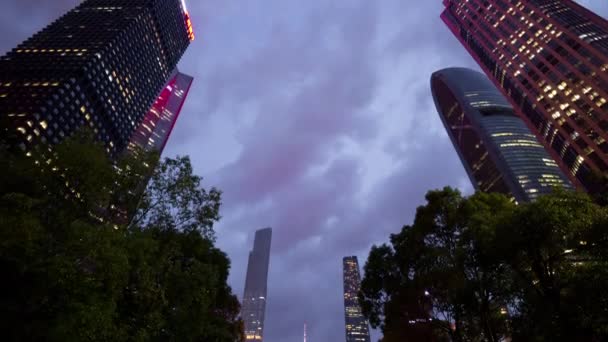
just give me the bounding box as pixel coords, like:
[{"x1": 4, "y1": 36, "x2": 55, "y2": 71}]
[
  {"x1": 242, "y1": 228, "x2": 273, "y2": 342},
  {"x1": 343, "y1": 256, "x2": 371, "y2": 342},
  {"x1": 105, "y1": 70, "x2": 193, "y2": 224},
  {"x1": 432, "y1": 67, "x2": 572, "y2": 202},
  {"x1": 0, "y1": 0, "x2": 195, "y2": 156},
  {"x1": 441, "y1": 0, "x2": 608, "y2": 192},
  {"x1": 128, "y1": 70, "x2": 193, "y2": 154}
]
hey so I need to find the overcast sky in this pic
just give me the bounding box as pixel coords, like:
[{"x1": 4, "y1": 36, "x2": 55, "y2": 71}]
[{"x1": 1, "y1": 1, "x2": 607, "y2": 341}]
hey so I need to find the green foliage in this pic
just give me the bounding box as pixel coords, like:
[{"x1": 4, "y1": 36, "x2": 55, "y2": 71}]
[
  {"x1": 360, "y1": 187, "x2": 608, "y2": 342},
  {"x1": 130, "y1": 155, "x2": 222, "y2": 240},
  {"x1": 497, "y1": 191, "x2": 608, "y2": 341},
  {"x1": 0, "y1": 136, "x2": 242, "y2": 341},
  {"x1": 588, "y1": 171, "x2": 608, "y2": 207}
]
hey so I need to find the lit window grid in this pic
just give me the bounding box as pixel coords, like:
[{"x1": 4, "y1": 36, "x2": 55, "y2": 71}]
[
  {"x1": 443, "y1": 0, "x2": 608, "y2": 189},
  {"x1": 0, "y1": 0, "x2": 191, "y2": 155},
  {"x1": 450, "y1": 0, "x2": 606, "y2": 170},
  {"x1": 448, "y1": 0, "x2": 604, "y2": 171},
  {"x1": 242, "y1": 296, "x2": 266, "y2": 341},
  {"x1": 483, "y1": 0, "x2": 608, "y2": 142},
  {"x1": 241, "y1": 292, "x2": 268, "y2": 341},
  {"x1": 1, "y1": 79, "x2": 114, "y2": 152},
  {"x1": 343, "y1": 257, "x2": 371, "y2": 342}
]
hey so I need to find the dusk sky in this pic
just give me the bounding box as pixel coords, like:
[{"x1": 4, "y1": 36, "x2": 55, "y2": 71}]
[{"x1": 2, "y1": 1, "x2": 607, "y2": 341}]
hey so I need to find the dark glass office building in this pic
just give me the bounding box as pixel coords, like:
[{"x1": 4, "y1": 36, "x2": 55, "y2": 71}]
[
  {"x1": 242, "y1": 228, "x2": 272, "y2": 342},
  {"x1": 441, "y1": 0, "x2": 608, "y2": 191},
  {"x1": 432, "y1": 67, "x2": 572, "y2": 202},
  {"x1": 0, "y1": 0, "x2": 194, "y2": 156},
  {"x1": 128, "y1": 70, "x2": 193, "y2": 154},
  {"x1": 343, "y1": 256, "x2": 371, "y2": 342}
]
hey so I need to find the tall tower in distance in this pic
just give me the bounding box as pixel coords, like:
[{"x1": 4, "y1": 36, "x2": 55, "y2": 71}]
[
  {"x1": 442, "y1": 0, "x2": 608, "y2": 192},
  {"x1": 343, "y1": 256, "x2": 371, "y2": 342},
  {"x1": 304, "y1": 322, "x2": 307, "y2": 342},
  {"x1": 242, "y1": 228, "x2": 272, "y2": 342},
  {"x1": 431, "y1": 67, "x2": 573, "y2": 202},
  {"x1": 0, "y1": 0, "x2": 195, "y2": 156}
]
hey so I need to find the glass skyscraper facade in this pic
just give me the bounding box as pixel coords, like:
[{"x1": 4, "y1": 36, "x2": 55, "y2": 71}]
[
  {"x1": 442, "y1": 0, "x2": 608, "y2": 191},
  {"x1": 0, "y1": 0, "x2": 194, "y2": 156},
  {"x1": 128, "y1": 70, "x2": 193, "y2": 154},
  {"x1": 108, "y1": 70, "x2": 193, "y2": 223},
  {"x1": 343, "y1": 256, "x2": 371, "y2": 342},
  {"x1": 242, "y1": 228, "x2": 272, "y2": 342},
  {"x1": 432, "y1": 67, "x2": 572, "y2": 202}
]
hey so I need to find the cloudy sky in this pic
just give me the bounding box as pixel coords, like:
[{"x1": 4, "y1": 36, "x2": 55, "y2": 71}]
[{"x1": 2, "y1": 1, "x2": 607, "y2": 341}]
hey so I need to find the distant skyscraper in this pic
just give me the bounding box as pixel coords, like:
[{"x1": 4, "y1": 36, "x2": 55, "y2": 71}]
[
  {"x1": 242, "y1": 228, "x2": 272, "y2": 342},
  {"x1": 441, "y1": 0, "x2": 608, "y2": 192},
  {"x1": 343, "y1": 256, "x2": 371, "y2": 342},
  {"x1": 0, "y1": 0, "x2": 195, "y2": 155},
  {"x1": 431, "y1": 67, "x2": 572, "y2": 202},
  {"x1": 128, "y1": 70, "x2": 193, "y2": 154}
]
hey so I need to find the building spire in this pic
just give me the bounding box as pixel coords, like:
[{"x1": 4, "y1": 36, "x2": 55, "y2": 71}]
[{"x1": 304, "y1": 322, "x2": 307, "y2": 342}]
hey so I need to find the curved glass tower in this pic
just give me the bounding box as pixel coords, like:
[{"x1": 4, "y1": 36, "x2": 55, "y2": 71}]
[{"x1": 431, "y1": 67, "x2": 572, "y2": 202}]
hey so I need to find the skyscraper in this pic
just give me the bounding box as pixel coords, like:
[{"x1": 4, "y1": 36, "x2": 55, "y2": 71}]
[
  {"x1": 442, "y1": 0, "x2": 608, "y2": 191},
  {"x1": 0, "y1": 0, "x2": 194, "y2": 155},
  {"x1": 343, "y1": 256, "x2": 371, "y2": 342},
  {"x1": 242, "y1": 228, "x2": 272, "y2": 342},
  {"x1": 432, "y1": 67, "x2": 573, "y2": 202},
  {"x1": 128, "y1": 70, "x2": 193, "y2": 154},
  {"x1": 106, "y1": 70, "x2": 193, "y2": 224}
]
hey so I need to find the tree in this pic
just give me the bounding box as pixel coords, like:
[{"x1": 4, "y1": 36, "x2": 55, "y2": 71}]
[
  {"x1": 588, "y1": 171, "x2": 608, "y2": 206},
  {"x1": 495, "y1": 190, "x2": 608, "y2": 341},
  {"x1": 0, "y1": 135, "x2": 243, "y2": 341},
  {"x1": 129, "y1": 154, "x2": 222, "y2": 239},
  {"x1": 360, "y1": 187, "x2": 608, "y2": 342}
]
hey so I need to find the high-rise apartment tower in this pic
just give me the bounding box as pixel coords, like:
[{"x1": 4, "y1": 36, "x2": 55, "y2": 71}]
[
  {"x1": 242, "y1": 228, "x2": 272, "y2": 342},
  {"x1": 432, "y1": 67, "x2": 573, "y2": 202},
  {"x1": 0, "y1": 0, "x2": 195, "y2": 155},
  {"x1": 442, "y1": 0, "x2": 608, "y2": 191},
  {"x1": 343, "y1": 256, "x2": 371, "y2": 342}
]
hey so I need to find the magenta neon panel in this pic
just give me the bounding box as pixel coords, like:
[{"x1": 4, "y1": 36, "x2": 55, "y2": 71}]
[{"x1": 128, "y1": 71, "x2": 193, "y2": 154}]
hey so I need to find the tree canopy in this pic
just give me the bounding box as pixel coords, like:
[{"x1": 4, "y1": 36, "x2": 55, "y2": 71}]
[
  {"x1": 0, "y1": 135, "x2": 243, "y2": 341},
  {"x1": 359, "y1": 187, "x2": 608, "y2": 342}
]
